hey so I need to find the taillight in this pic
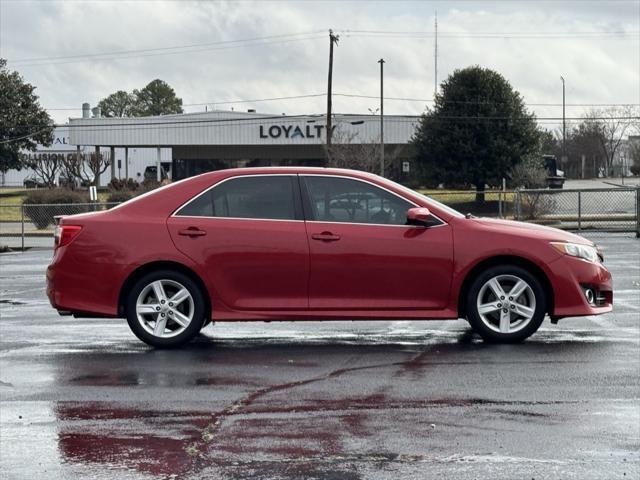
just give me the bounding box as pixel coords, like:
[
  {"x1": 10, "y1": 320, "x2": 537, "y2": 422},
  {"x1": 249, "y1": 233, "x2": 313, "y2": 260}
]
[{"x1": 54, "y1": 225, "x2": 82, "y2": 249}]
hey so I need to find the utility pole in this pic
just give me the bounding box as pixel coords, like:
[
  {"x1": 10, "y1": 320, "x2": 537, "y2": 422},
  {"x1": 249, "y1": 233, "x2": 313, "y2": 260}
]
[
  {"x1": 560, "y1": 76, "x2": 566, "y2": 160},
  {"x1": 378, "y1": 58, "x2": 385, "y2": 176},
  {"x1": 434, "y1": 11, "x2": 438, "y2": 97},
  {"x1": 326, "y1": 29, "x2": 339, "y2": 147}
]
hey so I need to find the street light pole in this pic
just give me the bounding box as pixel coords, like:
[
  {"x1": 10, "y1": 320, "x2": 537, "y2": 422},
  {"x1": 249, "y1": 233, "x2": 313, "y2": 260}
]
[
  {"x1": 434, "y1": 11, "x2": 438, "y2": 97},
  {"x1": 560, "y1": 76, "x2": 566, "y2": 160},
  {"x1": 378, "y1": 58, "x2": 385, "y2": 177}
]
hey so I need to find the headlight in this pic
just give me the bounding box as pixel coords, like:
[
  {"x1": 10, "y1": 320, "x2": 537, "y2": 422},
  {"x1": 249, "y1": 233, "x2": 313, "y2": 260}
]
[{"x1": 551, "y1": 242, "x2": 599, "y2": 263}]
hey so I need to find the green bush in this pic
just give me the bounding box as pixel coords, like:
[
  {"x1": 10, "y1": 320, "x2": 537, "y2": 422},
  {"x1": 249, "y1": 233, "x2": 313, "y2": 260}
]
[{"x1": 24, "y1": 188, "x2": 90, "y2": 229}]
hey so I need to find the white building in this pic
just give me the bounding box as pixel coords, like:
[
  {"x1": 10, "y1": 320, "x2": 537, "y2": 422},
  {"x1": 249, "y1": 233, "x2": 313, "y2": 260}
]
[
  {"x1": 1, "y1": 125, "x2": 170, "y2": 187},
  {"x1": 68, "y1": 109, "x2": 419, "y2": 180},
  {"x1": 4, "y1": 109, "x2": 420, "y2": 186}
]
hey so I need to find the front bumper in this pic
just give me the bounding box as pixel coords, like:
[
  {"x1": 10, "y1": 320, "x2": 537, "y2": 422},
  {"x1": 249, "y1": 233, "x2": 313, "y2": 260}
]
[{"x1": 547, "y1": 254, "x2": 612, "y2": 318}]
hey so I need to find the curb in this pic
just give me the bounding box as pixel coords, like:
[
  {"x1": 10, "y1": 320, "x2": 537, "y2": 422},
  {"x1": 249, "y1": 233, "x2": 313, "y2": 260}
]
[{"x1": 601, "y1": 181, "x2": 640, "y2": 188}]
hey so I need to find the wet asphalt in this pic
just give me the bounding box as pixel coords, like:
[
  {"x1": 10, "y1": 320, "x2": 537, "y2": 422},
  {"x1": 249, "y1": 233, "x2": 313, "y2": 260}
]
[{"x1": 0, "y1": 233, "x2": 639, "y2": 480}]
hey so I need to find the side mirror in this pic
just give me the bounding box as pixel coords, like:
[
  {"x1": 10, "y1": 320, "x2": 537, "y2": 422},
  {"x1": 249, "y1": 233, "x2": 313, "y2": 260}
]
[{"x1": 406, "y1": 207, "x2": 431, "y2": 226}]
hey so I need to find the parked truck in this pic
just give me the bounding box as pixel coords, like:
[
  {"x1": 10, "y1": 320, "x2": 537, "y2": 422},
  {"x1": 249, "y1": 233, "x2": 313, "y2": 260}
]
[{"x1": 543, "y1": 155, "x2": 565, "y2": 189}]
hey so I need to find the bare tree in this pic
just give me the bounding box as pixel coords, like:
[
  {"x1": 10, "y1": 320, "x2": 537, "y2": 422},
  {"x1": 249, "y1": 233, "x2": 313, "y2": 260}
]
[
  {"x1": 510, "y1": 154, "x2": 555, "y2": 219},
  {"x1": 630, "y1": 139, "x2": 640, "y2": 176},
  {"x1": 61, "y1": 151, "x2": 110, "y2": 187},
  {"x1": 508, "y1": 154, "x2": 547, "y2": 189},
  {"x1": 564, "y1": 121, "x2": 604, "y2": 178},
  {"x1": 20, "y1": 152, "x2": 61, "y2": 187},
  {"x1": 629, "y1": 106, "x2": 640, "y2": 134},
  {"x1": 584, "y1": 106, "x2": 637, "y2": 176},
  {"x1": 323, "y1": 126, "x2": 402, "y2": 177}
]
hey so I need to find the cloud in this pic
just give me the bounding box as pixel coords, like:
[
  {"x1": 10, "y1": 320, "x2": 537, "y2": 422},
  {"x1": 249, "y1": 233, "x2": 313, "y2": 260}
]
[{"x1": 1, "y1": 0, "x2": 638, "y2": 130}]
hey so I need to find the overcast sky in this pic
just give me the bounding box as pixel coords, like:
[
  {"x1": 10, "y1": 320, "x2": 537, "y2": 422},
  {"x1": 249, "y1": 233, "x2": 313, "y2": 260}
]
[{"x1": 1, "y1": 0, "x2": 638, "y2": 130}]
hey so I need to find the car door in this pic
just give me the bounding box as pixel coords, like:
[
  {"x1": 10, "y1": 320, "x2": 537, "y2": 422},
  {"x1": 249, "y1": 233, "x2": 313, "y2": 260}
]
[
  {"x1": 167, "y1": 174, "x2": 309, "y2": 310},
  {"x1": 301, "y1": 175, "x2": 454, "y2": 310}
]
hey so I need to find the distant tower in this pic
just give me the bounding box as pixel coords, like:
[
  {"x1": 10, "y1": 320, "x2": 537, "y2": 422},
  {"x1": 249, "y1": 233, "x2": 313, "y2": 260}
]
[{"x1": 434, "y1": 11, "x2": 438, "y2": 98}]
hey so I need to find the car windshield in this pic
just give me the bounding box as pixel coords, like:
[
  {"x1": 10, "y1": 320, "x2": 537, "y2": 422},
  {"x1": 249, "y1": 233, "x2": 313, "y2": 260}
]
[{"x1": 392, "y1": 183, "x2": 465, "y2": 218}]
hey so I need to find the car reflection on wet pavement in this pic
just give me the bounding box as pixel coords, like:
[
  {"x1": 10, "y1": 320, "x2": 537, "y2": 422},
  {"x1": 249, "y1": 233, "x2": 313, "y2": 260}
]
[{"x1": 1, "y1": 233, "x2": 639, "y2": 479}]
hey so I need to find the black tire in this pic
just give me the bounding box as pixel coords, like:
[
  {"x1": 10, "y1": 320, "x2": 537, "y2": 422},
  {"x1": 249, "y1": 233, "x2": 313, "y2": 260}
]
[
  {"x1": 466, "y1": 265, "x2": 546, "y2": 343},
  {"x1": 125, "y1": 269, "x2": 208, "y2": 348}
]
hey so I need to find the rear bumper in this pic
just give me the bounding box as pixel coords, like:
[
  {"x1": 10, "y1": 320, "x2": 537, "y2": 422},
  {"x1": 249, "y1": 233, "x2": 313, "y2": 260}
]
[
  {"x1": 46, "y1": 248, "x2": 120, "y2": 317},
  {"x1": 548, "y1": 255, "x2": 612, "y2": 318},
  {"x1": 46, "y1": 254, "x2": 67, "y2": 311}
]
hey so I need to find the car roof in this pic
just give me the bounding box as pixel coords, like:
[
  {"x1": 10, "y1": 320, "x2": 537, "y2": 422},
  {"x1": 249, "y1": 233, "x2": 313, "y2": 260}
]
[
  {"x1": 194, "y1": 166, "x2": 385, "y2": 183},
  {"x1": 112, "y1": 167, "x2": 459, "y2": 223}
]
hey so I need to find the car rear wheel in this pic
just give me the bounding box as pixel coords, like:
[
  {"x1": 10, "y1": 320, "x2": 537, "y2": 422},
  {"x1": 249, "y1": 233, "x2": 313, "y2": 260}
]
[
  {"x1": 125, "y1": 270, "x2": 207, "y2": 348},
  {"x1": 466, "y1": 265, "x2": 546, "y2": 343}
]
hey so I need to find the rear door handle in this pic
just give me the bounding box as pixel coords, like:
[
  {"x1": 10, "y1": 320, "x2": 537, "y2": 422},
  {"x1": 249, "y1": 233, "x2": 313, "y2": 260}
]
[
  {"x1": 178, "y1": 227, "x2": 207, "y2": 237},
  {"x1": 311, "y1": 232, "x2": 341, "y2": 242}
]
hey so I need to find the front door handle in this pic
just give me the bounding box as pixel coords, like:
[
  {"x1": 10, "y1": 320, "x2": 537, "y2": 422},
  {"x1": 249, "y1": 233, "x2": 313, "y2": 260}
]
[
  {"x1": 178, "y1": 227, "x2": 207, "y2": 237},
  {"x1": 311, "y1": 232, "x2": 341, "y2": 242}
]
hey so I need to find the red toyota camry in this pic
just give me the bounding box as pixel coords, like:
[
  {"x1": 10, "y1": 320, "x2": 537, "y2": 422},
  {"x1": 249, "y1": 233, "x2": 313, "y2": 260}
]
[{"x1": 46, "y1": 167, "x2": 612, "y2": 347}]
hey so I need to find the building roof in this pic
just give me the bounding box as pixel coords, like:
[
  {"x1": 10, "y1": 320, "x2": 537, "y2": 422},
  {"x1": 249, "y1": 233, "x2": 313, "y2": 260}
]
[{"x1": 68, "y1": 111, "x2": 420, "y2": 147}]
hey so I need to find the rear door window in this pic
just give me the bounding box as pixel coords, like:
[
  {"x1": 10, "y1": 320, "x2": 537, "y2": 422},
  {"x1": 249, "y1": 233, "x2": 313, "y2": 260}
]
[{"x1": 176, "y1": 175, "x2": 298, "y2": 220}]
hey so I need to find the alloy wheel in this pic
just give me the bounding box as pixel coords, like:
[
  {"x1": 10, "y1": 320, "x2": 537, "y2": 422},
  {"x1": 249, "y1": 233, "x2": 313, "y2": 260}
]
[
  {"x1": 476, "y1": 274, "x2": 537, "y2": 334},
  {"x1": 135, "y1": 279, "x2": 195, "y2": 338}
]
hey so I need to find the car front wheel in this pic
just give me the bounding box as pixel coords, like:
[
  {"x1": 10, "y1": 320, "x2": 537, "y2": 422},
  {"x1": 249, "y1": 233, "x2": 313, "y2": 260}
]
[
  {"x1": 125, "y1": 270, "x2": 207, "y2": 348},
  {"x1": 466, "y1": 265, "x2": 546, "y2": 343}
]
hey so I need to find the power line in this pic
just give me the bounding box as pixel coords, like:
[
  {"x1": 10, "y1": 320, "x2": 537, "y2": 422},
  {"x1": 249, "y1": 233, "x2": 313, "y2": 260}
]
[
  {"x1": 10, "y1": 31, "x2": 326, "y2": 63},
  {"x1": 9, "y1": 33, "x2": 326, "y2": 67},
  {"x1": 9, "y1": 27, "x2": 637, "y2": 67},
  {"x1": 6, "y1": 113, "x2": 638, "y2": 132},
  {"x1": 45, "y1": 94, "x2": 328, "y2": 111},
  {"x1": 0, "y1": 127, "x2": 54, "y2": 145},
  {"x1": 339, "y1": 29, "x2": 640, "y2": 39},
  {"x1": 64, "y1": 114, "x2": 639, "y2": 128},
  {"x1": 15, "y1": 28, "x2": 633, "y2": 63},
  {"x1": 333, "y1": 93, "x2": 640, "y2": 107},
  {"x1": 43, "y1": 92, "x2": 640, "y2": 111},
  {"x1": 189, "y1": 94, "x2": 327, "y2": 107},
  {"x1": 4, "y1": 114, "x2": 331, "y2": 133},
  {"x1": 3, "y1": 113, "x2": 637, "y2": 144}
]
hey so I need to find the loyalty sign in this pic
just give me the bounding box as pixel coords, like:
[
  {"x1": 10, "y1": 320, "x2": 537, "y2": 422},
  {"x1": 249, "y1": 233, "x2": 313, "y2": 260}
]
[{"x1": 259, "y1": 124, "x2": 337, "y2": 140}]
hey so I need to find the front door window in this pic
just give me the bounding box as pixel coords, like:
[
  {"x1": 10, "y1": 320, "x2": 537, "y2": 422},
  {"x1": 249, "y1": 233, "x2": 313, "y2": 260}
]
[{"x1": 303, "y1": 176, "x2": 413, "y2": 225}]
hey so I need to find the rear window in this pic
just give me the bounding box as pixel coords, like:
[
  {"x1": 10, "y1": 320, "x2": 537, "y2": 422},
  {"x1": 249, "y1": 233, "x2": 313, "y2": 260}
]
[{"x1": 176, "y1": 175, "x2": 297, "y2": 220}]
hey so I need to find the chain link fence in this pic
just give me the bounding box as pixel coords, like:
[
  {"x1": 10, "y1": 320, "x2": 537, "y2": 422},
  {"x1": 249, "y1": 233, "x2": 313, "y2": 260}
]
[
  {"x1": 427, "y1": 190, "x2": 517, "y2": 219},
  {"x1": 426, "y1": 187, "x2": 639, "y2": 234},
  {"x1": 1, "y1": 187, "x2": 638, "y2": 249},
  {"x1": 0, "y1": 203, "x2": 118, "y2": 250},
  {"x1": 514, "y1": 187, "x2": 639, "y2": 233}
]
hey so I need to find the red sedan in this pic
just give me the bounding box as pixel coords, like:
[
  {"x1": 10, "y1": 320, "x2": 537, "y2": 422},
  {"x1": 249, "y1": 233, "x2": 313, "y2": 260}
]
[{"x1": 47, "y1": 167, "x2": 612, "y2": 347}]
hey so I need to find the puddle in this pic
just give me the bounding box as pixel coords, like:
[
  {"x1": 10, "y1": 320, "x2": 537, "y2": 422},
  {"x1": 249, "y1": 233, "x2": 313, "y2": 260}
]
[
  {"x1": 0, "y1": 299, "x2": 26, "y2": 305},
  {"x1": 55, "y1": 402, "x2": 211, "y2": 477}
]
